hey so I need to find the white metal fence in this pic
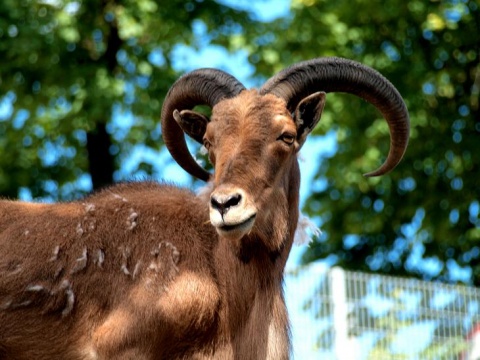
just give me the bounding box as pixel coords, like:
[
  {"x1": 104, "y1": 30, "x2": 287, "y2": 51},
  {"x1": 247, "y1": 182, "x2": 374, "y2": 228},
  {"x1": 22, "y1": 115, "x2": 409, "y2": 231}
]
[{"x1": 286, "y1": 265, "x2": 480, "y2": 360}]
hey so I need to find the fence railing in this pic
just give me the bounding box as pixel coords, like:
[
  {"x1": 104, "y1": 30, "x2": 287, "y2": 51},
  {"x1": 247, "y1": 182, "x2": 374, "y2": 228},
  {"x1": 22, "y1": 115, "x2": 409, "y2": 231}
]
[{"x1": 286, "y1": 265, "x2": 480, "y2": 360}]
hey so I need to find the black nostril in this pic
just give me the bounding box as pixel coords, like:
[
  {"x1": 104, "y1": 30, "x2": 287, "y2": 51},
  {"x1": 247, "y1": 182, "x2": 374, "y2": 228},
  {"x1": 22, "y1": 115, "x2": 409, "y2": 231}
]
[
  {"x1": 211, "y1": 197, "x2": 222, "y2": 211},
  {"x1": 225, "y1": 193, "x2": 241, "y2": 208},
  {"x1": 210, "y1": 193, "x2": 242, "y2": 215}
]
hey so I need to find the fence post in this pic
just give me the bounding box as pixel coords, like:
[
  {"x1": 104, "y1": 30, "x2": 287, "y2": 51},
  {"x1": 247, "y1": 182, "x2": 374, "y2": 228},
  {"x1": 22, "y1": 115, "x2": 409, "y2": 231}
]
[{"x1": 330, "y1": 267, "x2": 349, "y2": 360}]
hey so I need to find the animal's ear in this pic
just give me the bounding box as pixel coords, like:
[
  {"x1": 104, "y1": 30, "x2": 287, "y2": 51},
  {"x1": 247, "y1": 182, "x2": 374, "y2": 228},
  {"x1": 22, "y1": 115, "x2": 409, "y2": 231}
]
[
  {"x1": 173, "y1": 109, "x2": 209, "y2": 144},
  {"x1": 293, "y1": 92, "x2": 326, "y2": 147}
]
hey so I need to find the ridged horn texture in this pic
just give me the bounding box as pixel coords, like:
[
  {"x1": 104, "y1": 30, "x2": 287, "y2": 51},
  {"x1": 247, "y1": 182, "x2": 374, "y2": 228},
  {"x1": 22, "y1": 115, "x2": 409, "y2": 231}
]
[
  {"x1": 161, "y1": 69, "x2": 246, "y2": 181},
  {"x1": 260, "y1": 57, "x2": 410, "y2": 176}
]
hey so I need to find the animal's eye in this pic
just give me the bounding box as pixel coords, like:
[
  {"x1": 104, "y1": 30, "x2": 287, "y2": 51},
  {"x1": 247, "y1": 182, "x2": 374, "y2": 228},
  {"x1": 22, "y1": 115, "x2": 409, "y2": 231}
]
[
  {"x1": 279, "y1": 133, "x2": 296, "y2": 145},
  {"x1": 203, "y1": 138, "x2": 212, "y2": 150}
]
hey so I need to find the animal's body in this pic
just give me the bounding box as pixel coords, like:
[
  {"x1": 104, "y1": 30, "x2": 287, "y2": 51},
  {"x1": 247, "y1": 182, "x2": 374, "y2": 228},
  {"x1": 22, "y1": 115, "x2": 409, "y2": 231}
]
[
  {"x1": 1, "y1": 183, "x2": 289, "y2": 359},
  {"x1": 0, "y1": 57, "x2": 409, "y2": 359}
]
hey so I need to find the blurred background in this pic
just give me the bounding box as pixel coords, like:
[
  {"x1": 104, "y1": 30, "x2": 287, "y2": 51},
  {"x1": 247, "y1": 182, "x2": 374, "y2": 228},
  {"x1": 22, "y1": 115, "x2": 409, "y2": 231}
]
[{"x1": 1, "y1": 0, "x2": 479, "y2": 358}]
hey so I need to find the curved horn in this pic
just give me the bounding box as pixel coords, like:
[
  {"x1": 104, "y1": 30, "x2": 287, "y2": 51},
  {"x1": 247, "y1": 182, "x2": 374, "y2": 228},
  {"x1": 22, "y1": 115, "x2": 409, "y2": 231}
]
[
  {"x1": 260, "y1": 57, "x2": 409, "y2": 177},
  {"x1": 161, "y1": 69, "x2": 246, "y2": 181}
]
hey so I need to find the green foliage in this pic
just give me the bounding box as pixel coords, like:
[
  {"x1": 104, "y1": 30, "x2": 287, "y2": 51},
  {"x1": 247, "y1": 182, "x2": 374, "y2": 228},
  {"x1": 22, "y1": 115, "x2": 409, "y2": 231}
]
[
  {"x1": 242, "y1": 0, "x2": 480, "y2": 283},
  {"x1": 0, "y1": 0, "x2": 255, "y2": 199}
]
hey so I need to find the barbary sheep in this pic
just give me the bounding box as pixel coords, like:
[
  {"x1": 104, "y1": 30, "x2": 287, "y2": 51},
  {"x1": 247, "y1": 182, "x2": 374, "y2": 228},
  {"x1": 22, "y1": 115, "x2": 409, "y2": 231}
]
[{"x1": 0, "y1": 57, "x2": 409, "y2": 359}]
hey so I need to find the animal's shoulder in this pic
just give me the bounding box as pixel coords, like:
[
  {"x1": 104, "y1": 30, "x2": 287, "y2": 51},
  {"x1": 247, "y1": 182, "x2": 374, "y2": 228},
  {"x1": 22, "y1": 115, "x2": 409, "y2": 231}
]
[
  {"x1": 86, "y1": 181, "x2": 210, "y2": 233},
  {"x1": 88, "y1": 182, "x2": 203, "y2": 210},
  {"x1": 94, "y1": 181, "x2": 194, "y2": 200}
]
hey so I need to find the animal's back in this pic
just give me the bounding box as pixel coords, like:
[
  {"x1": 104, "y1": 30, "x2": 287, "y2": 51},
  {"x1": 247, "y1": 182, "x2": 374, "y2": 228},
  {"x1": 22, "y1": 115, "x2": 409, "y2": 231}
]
[{"x1": 0, "y1": 182, "x2": 220, "y2": 359}]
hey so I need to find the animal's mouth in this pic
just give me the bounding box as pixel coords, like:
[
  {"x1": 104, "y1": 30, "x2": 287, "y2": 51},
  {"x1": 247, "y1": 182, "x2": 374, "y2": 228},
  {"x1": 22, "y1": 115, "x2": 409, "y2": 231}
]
[{"x1": 219, "y1": 214, "x2": 256, "y2": 233}]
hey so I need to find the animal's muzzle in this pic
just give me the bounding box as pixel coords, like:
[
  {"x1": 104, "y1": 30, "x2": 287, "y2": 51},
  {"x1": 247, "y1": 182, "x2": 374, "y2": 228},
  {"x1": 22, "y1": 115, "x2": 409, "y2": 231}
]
[{"x1": 209, "y1": 185, "x2": 257, "y2": 239}]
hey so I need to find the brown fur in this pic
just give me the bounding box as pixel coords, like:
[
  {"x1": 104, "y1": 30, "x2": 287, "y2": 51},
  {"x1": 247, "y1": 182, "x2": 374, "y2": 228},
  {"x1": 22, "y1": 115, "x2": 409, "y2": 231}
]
[{"x1": 0, "y1": 90, "x2": 305, "y2": 359}]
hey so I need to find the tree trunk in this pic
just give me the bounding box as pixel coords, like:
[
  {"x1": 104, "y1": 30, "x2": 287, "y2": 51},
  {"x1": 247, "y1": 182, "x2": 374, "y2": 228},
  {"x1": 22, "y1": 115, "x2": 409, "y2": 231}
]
[
  {"x1": 85, "y1": 5, "x2": 122, "y2": 191},
  {"x1": 86, "y1": 123, "x2": 114, "y2": 190}
]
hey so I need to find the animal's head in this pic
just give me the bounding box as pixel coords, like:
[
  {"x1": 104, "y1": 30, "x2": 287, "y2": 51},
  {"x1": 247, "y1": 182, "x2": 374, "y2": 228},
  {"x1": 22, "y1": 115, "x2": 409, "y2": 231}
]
[{"x1": 161, "y1": 58, "x2": 409, "y2": 245}]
